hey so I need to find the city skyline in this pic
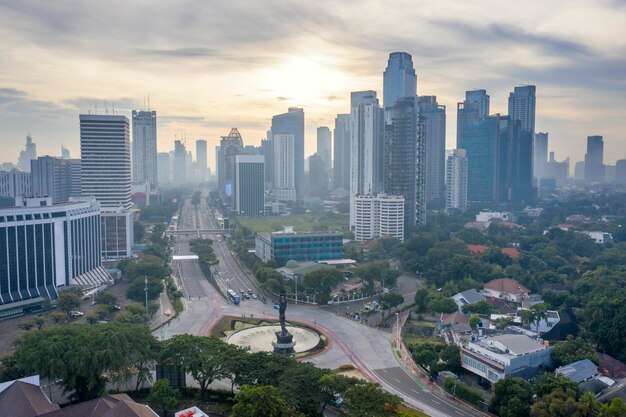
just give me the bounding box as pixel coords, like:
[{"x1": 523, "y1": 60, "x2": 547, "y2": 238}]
[{"x1": 1, "y1": 1, "x2": 625, "y2": 170}]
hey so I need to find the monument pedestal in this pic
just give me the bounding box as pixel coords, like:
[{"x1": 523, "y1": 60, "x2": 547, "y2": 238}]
[{"x1": 273, "y1": 331, "x2": 296, "y2": 354}]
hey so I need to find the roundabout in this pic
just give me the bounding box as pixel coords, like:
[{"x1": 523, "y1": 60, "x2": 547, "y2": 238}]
[{"x1": 226, "y1": 324, "x2": 321, "y2": 354}]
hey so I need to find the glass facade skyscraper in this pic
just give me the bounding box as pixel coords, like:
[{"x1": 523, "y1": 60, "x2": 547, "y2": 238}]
[
  {"x1": 383, "y1": 52, "x2": 417, "y2": 117},
  {"x1": 271, "y1": 108, "x2": 304, "y2": 199},
  {"x1": 584, "y1": 135, "x2": 605, "y2": 182},
  {"x1": 417, "y1": 96, "x2": 446, "y2": 209},
  {"x1": 131, "y1": 110, "x2": 157, "y2": 187},
  {"x1": 333, "y1": 114, "x2": 351, "y2": 191},
  {"x1": 508, "y1": 85, "x2": 536, "y2": 200}
]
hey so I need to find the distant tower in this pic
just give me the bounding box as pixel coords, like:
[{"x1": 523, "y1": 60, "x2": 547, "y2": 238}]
[
  {"x1": 465, "y1": 89, "x2": 490, "y2": 118},
  {"x1": 316, "y1": 126, "x2": 332, "y2": 175},
  {"x1": 173, "y1": 140, "x2": 187, "y2": 186},
  {"x1": 445, "y1": 149, "x2": 468, "y2": 212},
  {"x1": 534, "y1": 132, "x2": 548, "y2": 181},
  {"x1": 333, "y1": 114, "x2": 351, "y2": 191},
  {"x1": 61, "y1": 145, "x2": 70, "y2": 159},
  {"x1": 508, "y1": 85, "x2": 536, "y2": 200},
  {"x1": 417, "y1": 96, "x2": 446, "y2": 209},
  {"x1": 218, "y1": 128, "x2": 244, "y2": 204},
  {"x1": 273, "y1": 134, "x2": 296, "y2": 202},
  {"x1": 131, "y1": 110, "x2": 157, "y2": 187},
  {"x1": 196, "y1": 139, "x2": 208, "y2": 181},
  {"x1": 271, "y1": 108, "x2": 304, "y2": 199},
  {"x1": 584, "y1": 135, "x2": 605, "y2": 182},
  {"x1": 235, "y1": 155, "x2": 265, "y2": 215},
  {"x1": 157, "y1": 152, "x2": 171, "y2": 185},
  {"x1": 17, "y1": 134, "x2": 37, "y2": 172},
  {"x1": 383, "y1": 52, "x2": 417, "y2": 121}
]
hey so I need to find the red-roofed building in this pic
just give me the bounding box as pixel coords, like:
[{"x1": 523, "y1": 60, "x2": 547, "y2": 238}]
[
  {"x1": 482, "y1": 278, "x2": 530, "y2": 304},
  {"x1": 466, "y1": 244, "x2": 487, "y2": 255},
  {"x1": 501, "y1": 247, "x2": 520, "y2": 258}
]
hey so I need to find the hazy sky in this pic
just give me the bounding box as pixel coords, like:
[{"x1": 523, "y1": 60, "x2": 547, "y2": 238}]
[{"x1": 1, "y1": 0, "x2": 625, "y2": 170}]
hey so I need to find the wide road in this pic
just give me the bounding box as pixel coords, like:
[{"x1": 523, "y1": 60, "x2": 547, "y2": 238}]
[{"x1": 163, "y1": 196, "x2": 483, "y2": 417}]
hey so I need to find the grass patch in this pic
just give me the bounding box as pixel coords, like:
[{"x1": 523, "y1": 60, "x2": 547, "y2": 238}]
[
  {"x1": 236, "y1": 214, "x2": 348, "y2": 234},
  {"x1": 396, "y1": 404, "x2": 431, "y2": 416}
]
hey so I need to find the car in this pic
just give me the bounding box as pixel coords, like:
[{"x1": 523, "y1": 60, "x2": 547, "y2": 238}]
[
  {"x1": 113, "y1": 305, "x2": 122, "y2": 310},
  {"x1": 251, "y1": 293, "x2": 258, "y2": 299},
  {"x1": 273, "y1": 303, "x2": 280, "y2": 310},
  {"x1": 239, "y1": 289, "x2": 245, "y2": 294},
  {"x1": 97, "y1": 320, "x2": 108, "y2": 324},
  {"x1": 248, "y1": 288, "x2": 253, "y2": 294},
  {"x1": 69, "y1": 311, "x2": 84, "y2": 317},
  {"x1": 244, "y1": 294, "x2": 251, "y2": 299}
]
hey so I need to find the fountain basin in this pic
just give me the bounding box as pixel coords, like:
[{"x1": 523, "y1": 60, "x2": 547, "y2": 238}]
[{"x1": 226, "y1": 325, "x2": 321, "y2": 353}]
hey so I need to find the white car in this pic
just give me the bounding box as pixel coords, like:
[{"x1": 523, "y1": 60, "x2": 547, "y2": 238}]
[
  {"x1": 251, "y1": 293, "x2": 258, "y2": 299},
  {"x1": 69, "y1": 311, "x2": 84, "y2": 317}
]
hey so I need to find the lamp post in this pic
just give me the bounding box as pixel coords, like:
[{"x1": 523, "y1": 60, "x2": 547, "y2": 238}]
[
  {"x1": 144, "y1": 278, "x2": 148, "y2": 315},
  {"x1": 395, "y1": 312, "x2": 400, "y2": 348}
]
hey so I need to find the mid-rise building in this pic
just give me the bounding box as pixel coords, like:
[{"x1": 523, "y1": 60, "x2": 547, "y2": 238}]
[
  {"x1": 235, "y1": 155, "x2": 264, "y2": 215},
  {"x1": 131, "y1": 110, "x2": 157, "y2": 187},
  {"x1": 445, "y1": 149, "x2": 468, "y2": 212},
  {"x1": 349, "y1": 91, "x2": 385, "y2": 228},
  {"x1": 383, "y1": 52, "x2": 417, "y2": 121},
  {"x1": 0, "y1": 169, "x2": 32, "y2": 199},
  {"x1": 196, "y1": 139, "x2": 208, "y2": 182},
  {"x1": 417, "y1": 96, "x2": 446, "y2": 208},
  {"x1": 31, "y1": 156, "x2": 81, "y2": 204},
  {"x1": 354, "y1": 193, "x2": 405, "y2": 242},
  {"x1": 17, "y1": 135, "x2": 37, "y2": 172},
  {"x1": 333, "y1": 114, "x2": 351, "y2": 191},
  {"x1": 384, "y1": 97, "x2": 426, "y2": 233},
  {"x1": 584, "y1": 135, "x2": 605, "y2": 182},
  {"x1": 255, "y1": 227, "x2": 343, "y2": 263},
  {"x1": 0, "y1": 197, "x2": 108, "y2": 315},
  {"x1": 271, "y1": 108, "x2": 304, "y2": 199},
  {"x1": 316, "y1": 126, "x2": 332, "y2": 174},
  {"x1": 273, "y1": 134, "x2": 296, "y2": 202}
]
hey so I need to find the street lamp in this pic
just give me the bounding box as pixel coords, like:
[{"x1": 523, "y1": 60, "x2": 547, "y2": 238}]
[
  {"x1": 144, "y1": 278, "x2": 148, "y2": 315},
  {"x1": 395, "y1": 312, "x2": 400, "y2": 347}
]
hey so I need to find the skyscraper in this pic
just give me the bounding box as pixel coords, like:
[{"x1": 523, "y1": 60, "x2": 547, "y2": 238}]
[
  {"x1": 80, "y1": 114, "x2": 133, "y2": 259},
  {"x1": 273, "y1": 134, "x2": 296, "y2": 202},
  {"x1": 417, "y1": 96, "x2": 446, "y2": 209},
  {"x1": 508, "y1": 85, "x2": 536, "y2": 200},
  {"x1": 271, "y1": 108, "x2": 304, "y2": 199},
  {"x1": 217, "y1": 128, "x2": 244, "y2": 203},
  {"x1": 196, "y1": 139, "x2": 208, "y2": 181},
  {"x1": 17, "y1": 135, "x2": 37, "y2": 172},
  {"x1": 260, "y1": 134, "x2": 274, "y2": 190},
  {"x1": 534, "y1": 132, "x2": 548, "y2": 181},
  {"x1": 173, "y1": 140, "x2": 187, "y2": 186},
  {"x1": 349, "y1": 91, "x2": 385, "y2": 228},
  {"x1": 316, "y1": 126, "x2": 332, "y2": 174},
  {"x1": 31, "y1": 156, "x2": 81, "y2": 204},
  {"x1": 131, "y1": 110, "x2": 157, "y2": 187},
  {"x1": 157, "y1": 152, "x2": 171, "y2": 185},
  {"x1": 584, "y1": 135, "x2": 605, "y2": 182},
  {"x1": 235, "y1": 155, "x2": 264, "y2": 215},
  {"x1": 61, "y1": 145, "x2": 70, "y2": 159},
  {"x1": 308, "y1": 153, "x2": 328, "y2": 198},
  {"x1": 383, "y1": 52, "x2": 417, "y2": 118},
  {"x1": 384, "y1": 97, "x2": 426, "y2": 233},
  {"x1": 333, "y1": 114, "x2": 350, "y2": 191},
  {"x1": 465, "y1": 89, "x2": 490, "y2": 118},
  {"x1": 445, "y1": 149, "x2": 468, "y2": 212}
]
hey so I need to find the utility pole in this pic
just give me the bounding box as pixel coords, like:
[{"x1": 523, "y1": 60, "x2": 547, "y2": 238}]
[{"x1": 144, "y1": 277, "x2": 148, "y2": 315}]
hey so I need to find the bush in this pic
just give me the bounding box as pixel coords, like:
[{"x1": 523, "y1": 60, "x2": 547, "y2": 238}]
[{"x1": 444, "y1": 378, "x2": 483, "y2": 406}]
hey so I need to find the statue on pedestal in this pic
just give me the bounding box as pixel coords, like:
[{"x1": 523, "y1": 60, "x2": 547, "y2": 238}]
[{"x1": 272, "y1": 288, "x2": 295, "y2": 354}]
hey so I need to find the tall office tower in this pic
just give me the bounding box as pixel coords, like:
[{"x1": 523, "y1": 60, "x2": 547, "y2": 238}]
[
  {"x1": 417, "y1": 96, "x2": 446, "y2": 209},
  {"x1": 534, "y1": 132, "x2": 548, "y2": 181},
  {"x1": 384, "y1": 97, "x2": 426, "y2": 233},
  {"x1": 349, "y1": 91, "x2": 385, "y2": 228},
  {"x1": 308, "y1": 153, "x2": 328, "y2": 198},
  {"x1": 131, "y1": 110, "x2": 157, "y2": 187},
  {"x1": 316, "y1": 127, "x2": 332, "y2": 174},
  {"x1": 271, "y1": 108, "x2": 304, "y2": 199},
  {"x1": 457, "y1": 99, "x2": 500, "y2": 202},
  {"x1": 333, "y1": 114, "x2": 351, "y2": 191},
  {"x1": 260, "y1": 136, "x2": 274, "y2": 190},
  {"x1": 545, "y1": 152, "x2": 570, "y2": 185},
  {"x1": 615, "y1": 159, "x2": 626, "y2": 185},
  {"x1": 31, "y1": 156, "x2": 81, "y2": 204},
  {"x1": 235, "y1": 155, "x2": 264, "y2": 215},
  {"x1": 0, "y1": 197, "x2": 106, "y2": 312},
  {"x1": 61, "y1": 145, "x2": 70, "y2": 159},
  {"x1": 445, "y1": 149, "x2": 468, "y2": 212},
  {"x1": 17, "y1": 135, "x2": 37, "y2": 172},
  {"x1": 79, "y1": 114, "x2": 133, "y2": 259},
  {"x1": 217, "y1": 128, "x2": 244, "y2": 203},
  {"x1": 584, "y1": 135, "x2": 605, "y2": 182},
  {"x1": 574, "y1": 161, "x2": 585, "y2": 180},
  {"x1": 465, "y1": 89, "x2": 490, "y2": 118},
  {"x1": 383, "y1": 52, "x2": 417, "y2": 120},
  {"x1": 273, "y1": 134, "x2": 296, "y2": 202},
  {"x1": 157, "y1": 152, "x2": 171, "y2": 185},
  {"x1": 196, "y1": 140, "x2": 208, "y2": 181},
  {"x1": 508, "y1": 85, "x2": 536, "y2": 200},
  {"x1": 172, "y1": 140, "x2": 187, "y2": 186},
  {"x1": 354, "y1": 193, "x2": 405, "y2": 242},
  {"x1": 0, "y1": 169, "x2": 31, "y2": 198}
]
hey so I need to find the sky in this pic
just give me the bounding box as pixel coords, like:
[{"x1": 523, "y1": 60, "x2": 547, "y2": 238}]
[{"x1": 1, "y1": 0, "x2": 625, "y2": 171}]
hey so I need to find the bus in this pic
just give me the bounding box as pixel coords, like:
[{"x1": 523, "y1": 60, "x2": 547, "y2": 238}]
[{"x1": 227, "y1": 289, "x2": 240, "y2": 305}]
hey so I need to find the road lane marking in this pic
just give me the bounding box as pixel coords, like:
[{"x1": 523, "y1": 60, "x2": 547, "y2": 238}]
[
  {"x1": 430, "y1": 399, "x2": 441, "y2": 405},
  {"x1": 394, "y1": 378, "x2": 402, "y2": 383}
]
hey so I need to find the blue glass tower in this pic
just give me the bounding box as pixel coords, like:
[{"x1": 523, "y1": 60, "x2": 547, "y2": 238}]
[
  {"x1": 383, "y1": 52, "x2": 417, "y2": 116},
  {"x1": 271, "y1": 108, "x2": 305, "y2": 199}
]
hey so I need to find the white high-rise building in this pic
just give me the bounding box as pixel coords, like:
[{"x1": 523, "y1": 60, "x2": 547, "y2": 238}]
[
  {"x1": 131, "y1": 110, "x2": 157, "y2": 187},
  {"x1": 273, "y1": 134, "x2": 296, "y2": 202},
  {"x1": 354, "y1": 193, "x2": 405, "y2": 242},
  {"x1": 17, "y1": 135, "x2": 37, "y2": 172},
  {"x1": 316, "y1": 126, "x2": 332, "y2": 173},
  {"x1": 445, "y1": 149, "x2": 468, "y2": 212},
  {"x1": 349, "y1": 91, "x2": 384, "y2": 229},
  {"x1": 80, "y1": 114, "x2": 133, "y2": 259}
]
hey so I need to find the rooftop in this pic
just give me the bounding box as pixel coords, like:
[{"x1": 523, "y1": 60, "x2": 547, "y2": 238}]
[
  {"x1": 455, "y1": 289, "x2": 485, "y2": 305},
  {"x1": 479, "y1": 333, "x2": 546, "y2": 356},
  {"x1": 556, "y1": 359, "x2": 598, "y2": 384},
  {"x1": 484, "y1": 278, "x2": 529, "y2": 295}
]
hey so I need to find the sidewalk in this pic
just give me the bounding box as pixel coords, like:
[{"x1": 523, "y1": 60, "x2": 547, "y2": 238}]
[{"x1": 149, "y1": 281, "x2": 177, "y2": 332}]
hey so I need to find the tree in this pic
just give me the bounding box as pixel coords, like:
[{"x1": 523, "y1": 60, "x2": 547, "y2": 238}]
[
  {"x1": 380, "y1": 292, "x2": 404, "y2": 311},
  {"x1": 343, "y1": 382, "x2": 401, "y2": 417},
  {"x1": 13, "y1": 322, "x2": 158, "y2": 401},
  {"x1": 127, "y1": 276, "x2": 162, "y2": 303},
  {"x1": 159, "y1": 335, "x2": 229, "y2": 397},
  {"x1": 319, "y1": 374, "x2": 362, "y2": 411},
  {"x1": 147, "y1": 379, "x2": 181, "y2": 417},
  {"x1": 50, "y1": 312, "x2": 66, "y2": 324},
  {"x1": 412, "y1": 343, "x2": 438, "y2": 368},
  {"x1": 462, "y1": 300, "x2": 495, "y2": 315},
  {"x1": 599, "y1": 398, "x2": 626, "y2": 417},
  {"x1": 57, "y1": 288, "x2": 82, "y2": 315},
  {"x1": 277, "y1": 361, "x2": 327, "y2": 416},
  {"x1": 530, "y1": 387, "x2": 581, "y2": 417},
  {"x1": 426, "y1": 294, "x2": 458, "y2": 314},
  {"x1": 414, "y1": 288, "x2": 432, "y2": 313},
  {"x1": 17, "y1": 319, "x2": 35, "y2": 331},
  {"x1": 552, "y1": 336, "x2": 599, "y2": 367},
  {"x1": 490, "y1": 377, "x2": 534, "y2": 417},
  {"x1": 94, "y1": 292, "x2": 118, "y2": 306},
  {"x1": 469, "y1": 315, "x2": 481, "y2": 329},
  {"x1": 440, "y1": 345, "x2": 461, "y2": 371},
  {"x1": 533, "y1": 373, "x2": 580, "y2": 398},
  {"x1": 231, "y1": 385, "x2": 291, "y2": 417},
  {"x1": 302, "y1": 268, "x2": 343, "y2": 304}
]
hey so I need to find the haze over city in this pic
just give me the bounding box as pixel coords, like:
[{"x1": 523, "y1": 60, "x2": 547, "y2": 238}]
[{"x1": 1, "y1": 0, "x2": 625, "y2": 169}]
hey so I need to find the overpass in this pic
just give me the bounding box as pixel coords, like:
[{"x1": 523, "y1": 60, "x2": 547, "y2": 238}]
[{"x1": 165, "y1": 229, "x2": 230, "y2": 236}]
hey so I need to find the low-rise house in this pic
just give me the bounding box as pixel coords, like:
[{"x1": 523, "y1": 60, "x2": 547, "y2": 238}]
[
  {"x1": 476, "y1": 211, "x2": 512, "y2": 222},
  {"x1": 452, "y1": 289, "x2": 486, "y2": 311},
  {"x1": 580, "y1": 231, "x2": 613, "y2": 244},
  {"x1": 482, "y1": 278, "x2": 530, "y2": 304},
  {"x1": 461, "y1": 333, "x2": 553, "y2": 383},
  {"x1": 556, "y1": 359, "x2": 615, "y2": 395},
  {"x1": 529, "y1": 310, "x2": 561, "y2": 334}
]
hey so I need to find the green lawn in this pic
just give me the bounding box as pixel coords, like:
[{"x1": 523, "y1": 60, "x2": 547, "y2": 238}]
[{"x1": 236, "y1": 214, "x2": 349, "y2": 234}]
